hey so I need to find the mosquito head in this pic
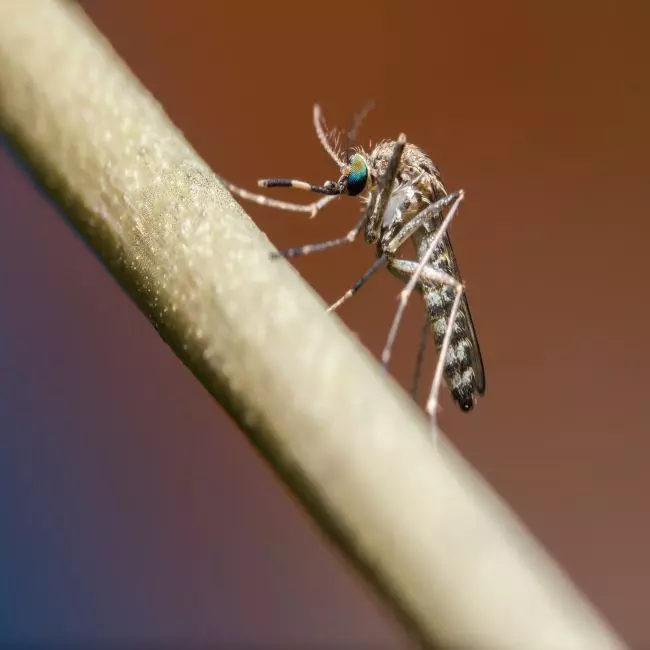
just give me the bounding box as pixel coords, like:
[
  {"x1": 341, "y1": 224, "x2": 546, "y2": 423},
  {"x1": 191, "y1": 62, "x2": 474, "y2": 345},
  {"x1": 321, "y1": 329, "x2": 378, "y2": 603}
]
[{"x1": 330, "y1": 153, "x2": 368, "y2": 197}]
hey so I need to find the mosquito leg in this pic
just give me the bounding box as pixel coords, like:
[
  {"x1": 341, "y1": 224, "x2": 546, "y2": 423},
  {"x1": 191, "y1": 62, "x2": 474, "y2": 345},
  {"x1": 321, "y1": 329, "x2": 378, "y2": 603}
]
[
  {"x1": 412, "y1": 312, "x2": 430, "y2": 402},
  {"x1": 381, "y1": 191, "x2": 464, "y2": 370},
  {"x1": 388, "y1": 259, "x2": 464, "y2": 433},
  {"x1": 385, "y1": 262, "x2": 427, "y2": 399},
  {"x1": 328, "y1": 255, "x2": 387, "y2": 313},
  {"x1": 428, "y1": 287, "x2": 463, "y2": 430},
  {"x1": 272, "y1": 212, "x2": 367, "y2": 259},
  {"x1": 364, "y1": 134, "x2": 407, "y2": 243},
  {"x1": 384, "y1": 191, "x2": 464, "y2": 256}
]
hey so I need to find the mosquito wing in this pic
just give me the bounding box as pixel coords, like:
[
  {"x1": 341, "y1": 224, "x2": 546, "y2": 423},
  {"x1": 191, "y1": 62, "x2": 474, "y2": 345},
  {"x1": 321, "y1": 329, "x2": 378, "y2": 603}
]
[{"x1": 438, "y1": 228, "x2": 486, "y2": 396}]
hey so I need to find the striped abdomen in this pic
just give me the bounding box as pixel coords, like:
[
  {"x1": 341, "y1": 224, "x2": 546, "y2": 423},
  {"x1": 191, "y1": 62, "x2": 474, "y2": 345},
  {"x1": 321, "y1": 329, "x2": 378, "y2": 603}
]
[{"x1": 417, "y1": 235, "x2": 484, "y2": 411}]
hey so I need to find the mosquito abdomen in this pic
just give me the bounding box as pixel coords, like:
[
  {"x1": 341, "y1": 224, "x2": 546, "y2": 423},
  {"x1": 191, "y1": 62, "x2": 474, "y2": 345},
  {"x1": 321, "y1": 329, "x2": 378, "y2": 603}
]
[{"x1": 425, "y1": 285, "x2": 479, "y2": 411}]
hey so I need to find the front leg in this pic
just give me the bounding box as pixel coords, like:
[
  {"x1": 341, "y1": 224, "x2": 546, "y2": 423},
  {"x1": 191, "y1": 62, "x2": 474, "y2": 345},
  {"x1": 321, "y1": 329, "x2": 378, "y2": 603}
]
[{"x1": 364, "y1": 134, "x2": 407, "y2": 244}]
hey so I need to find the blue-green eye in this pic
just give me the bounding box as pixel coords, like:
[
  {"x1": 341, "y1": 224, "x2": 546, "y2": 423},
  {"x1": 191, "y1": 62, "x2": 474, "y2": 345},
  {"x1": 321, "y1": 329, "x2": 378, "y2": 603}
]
[{"x1": 346, "y1": 154, "x2": 368, "y2": 196}]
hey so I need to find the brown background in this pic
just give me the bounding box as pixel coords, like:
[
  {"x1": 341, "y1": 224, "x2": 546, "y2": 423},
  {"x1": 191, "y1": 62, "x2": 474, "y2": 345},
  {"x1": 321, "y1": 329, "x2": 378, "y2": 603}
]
[{"x1": 1, "y1": 0, "x2": 648, "y2": 647}]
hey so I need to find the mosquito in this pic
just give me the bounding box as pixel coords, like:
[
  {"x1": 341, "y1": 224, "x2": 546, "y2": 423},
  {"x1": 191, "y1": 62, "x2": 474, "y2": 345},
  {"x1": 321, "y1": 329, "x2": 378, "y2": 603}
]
[{"x1": 218, "y1": 104, "x2": 485, "y2": 431}]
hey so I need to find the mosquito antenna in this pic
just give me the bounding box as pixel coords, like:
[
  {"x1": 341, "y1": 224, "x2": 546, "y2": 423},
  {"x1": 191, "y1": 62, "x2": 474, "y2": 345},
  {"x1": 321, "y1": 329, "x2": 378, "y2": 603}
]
[
  {"x1": 344, "y1": 100, "x2": 376, "y2": 161},
  {"x1": 313, "y1": 104, "x2": 344, "y2": 167}
]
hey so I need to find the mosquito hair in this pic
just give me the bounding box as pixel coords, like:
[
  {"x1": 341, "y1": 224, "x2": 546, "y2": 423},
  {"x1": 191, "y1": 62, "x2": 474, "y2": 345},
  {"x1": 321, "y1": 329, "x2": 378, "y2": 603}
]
[{"x1": 344, "y1": 100, "x2": 375, "y2": 159}]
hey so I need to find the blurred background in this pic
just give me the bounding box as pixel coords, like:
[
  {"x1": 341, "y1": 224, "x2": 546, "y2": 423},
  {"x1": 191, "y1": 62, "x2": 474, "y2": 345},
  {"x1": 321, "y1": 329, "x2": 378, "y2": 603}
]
[{"x1": 1, "y1": 0, "x2": 649, "y2": 647}]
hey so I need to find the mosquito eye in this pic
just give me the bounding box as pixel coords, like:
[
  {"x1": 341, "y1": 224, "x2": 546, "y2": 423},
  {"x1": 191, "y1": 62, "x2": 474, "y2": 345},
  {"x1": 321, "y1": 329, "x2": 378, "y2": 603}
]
[{"x1": 346, "y1": 154, "x2": 368, "y2": 196}]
